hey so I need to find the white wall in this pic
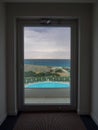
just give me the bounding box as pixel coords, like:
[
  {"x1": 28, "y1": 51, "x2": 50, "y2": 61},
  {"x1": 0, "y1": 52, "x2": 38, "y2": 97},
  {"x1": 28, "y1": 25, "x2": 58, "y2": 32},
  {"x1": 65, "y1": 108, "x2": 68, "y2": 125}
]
[
  {"x1": 0, "y1": 2, "x2": 7, "y2": 125},
  {"x1": 91, "y1": 1, "x2": 98, "y2": 125},
  {"x1": 6, "y1": 3, "x2": 92, "y2": 115}
]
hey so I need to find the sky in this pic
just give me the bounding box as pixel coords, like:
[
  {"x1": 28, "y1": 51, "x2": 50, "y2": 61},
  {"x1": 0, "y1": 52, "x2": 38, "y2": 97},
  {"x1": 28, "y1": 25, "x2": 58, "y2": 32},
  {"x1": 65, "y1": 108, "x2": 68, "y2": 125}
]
[{"x1": 24, "y1": 27, "x2": 71, "y2": 59}]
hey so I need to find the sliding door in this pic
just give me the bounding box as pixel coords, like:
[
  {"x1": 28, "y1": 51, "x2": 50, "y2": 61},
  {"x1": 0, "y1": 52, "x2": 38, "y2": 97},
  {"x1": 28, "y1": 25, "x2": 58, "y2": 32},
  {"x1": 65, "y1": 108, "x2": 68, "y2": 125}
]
[{"x1": 17, "y1": 19, "x2": 78, "y2": 111}]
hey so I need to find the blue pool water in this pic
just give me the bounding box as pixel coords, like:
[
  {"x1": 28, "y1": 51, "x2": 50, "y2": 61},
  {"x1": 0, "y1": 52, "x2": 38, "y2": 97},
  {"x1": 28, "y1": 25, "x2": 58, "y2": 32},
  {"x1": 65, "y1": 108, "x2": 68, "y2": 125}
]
[{"x1": 25, "y1": 82, "x2": 70, "y2": 89}]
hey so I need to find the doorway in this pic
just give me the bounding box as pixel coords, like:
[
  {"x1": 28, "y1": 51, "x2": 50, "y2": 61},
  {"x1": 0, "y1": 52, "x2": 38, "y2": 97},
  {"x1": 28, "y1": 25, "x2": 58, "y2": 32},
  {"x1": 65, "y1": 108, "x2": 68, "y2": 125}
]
[{"x1": 17, "y1": 18, "x2": 78, "y2": 111}]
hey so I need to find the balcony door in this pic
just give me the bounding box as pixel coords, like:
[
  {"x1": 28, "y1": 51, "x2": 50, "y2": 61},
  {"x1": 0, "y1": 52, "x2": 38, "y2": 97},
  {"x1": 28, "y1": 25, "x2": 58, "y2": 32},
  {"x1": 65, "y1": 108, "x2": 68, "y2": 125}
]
[{"x1": 17, "y1": 18, "x2": 78, "y2": 111}]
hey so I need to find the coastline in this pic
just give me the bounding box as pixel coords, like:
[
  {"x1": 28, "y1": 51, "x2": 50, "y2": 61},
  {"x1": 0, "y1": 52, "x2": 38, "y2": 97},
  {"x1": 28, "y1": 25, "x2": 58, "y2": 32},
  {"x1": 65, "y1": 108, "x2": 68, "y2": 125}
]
[
  {"x1": 24, "y1": 64, "x2": 51, "y2": 73},
  {"x1": 24, "y1": 64, "x2": 70, "y2": 76},
  {"x1": 24, "y1": 64, "x2": 70, "y2": 86}
]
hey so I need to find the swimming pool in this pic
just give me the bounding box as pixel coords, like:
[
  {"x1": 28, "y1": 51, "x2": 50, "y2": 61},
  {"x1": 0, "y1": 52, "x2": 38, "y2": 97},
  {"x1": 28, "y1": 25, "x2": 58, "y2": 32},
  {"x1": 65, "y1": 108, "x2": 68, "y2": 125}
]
[{"x1": 25, "y1": 82, "x2": 70, "y2": 89}]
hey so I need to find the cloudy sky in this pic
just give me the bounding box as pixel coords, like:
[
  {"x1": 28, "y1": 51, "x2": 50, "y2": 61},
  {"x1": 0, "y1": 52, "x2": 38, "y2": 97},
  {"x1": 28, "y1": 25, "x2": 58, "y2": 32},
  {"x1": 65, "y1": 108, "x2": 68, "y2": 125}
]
[{"x1": 24, "y1": 27, "x2": 71, "y2": 59}]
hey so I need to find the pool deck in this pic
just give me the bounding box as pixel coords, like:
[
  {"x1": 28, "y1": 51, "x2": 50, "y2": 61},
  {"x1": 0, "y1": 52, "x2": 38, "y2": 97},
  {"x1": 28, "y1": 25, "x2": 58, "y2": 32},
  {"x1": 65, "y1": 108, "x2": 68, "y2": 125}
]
[
  {"x1": 25, "y1": 97, "x2": 70, "y2": 104},
  {"x1": 25, "y1": 88, "x2": 70, "y2": 98},
  {"x1": 24, "y1": 82, "x2": 70, "y2": 104}
]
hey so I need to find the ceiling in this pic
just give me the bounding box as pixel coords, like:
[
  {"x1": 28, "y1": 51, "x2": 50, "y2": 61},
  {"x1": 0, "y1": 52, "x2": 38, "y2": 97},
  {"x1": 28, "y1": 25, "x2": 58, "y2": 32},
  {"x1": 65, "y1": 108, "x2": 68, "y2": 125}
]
[{"x1": 1, "y1": 0, "x2": 96, "y2": 3}]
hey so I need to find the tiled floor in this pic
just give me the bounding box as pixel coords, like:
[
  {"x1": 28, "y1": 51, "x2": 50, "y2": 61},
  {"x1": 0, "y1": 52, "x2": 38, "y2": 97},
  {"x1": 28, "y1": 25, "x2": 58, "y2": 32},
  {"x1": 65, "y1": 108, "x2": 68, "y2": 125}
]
[{"x1": 25, "y1": 98, "x2": 70, "y2": 104}]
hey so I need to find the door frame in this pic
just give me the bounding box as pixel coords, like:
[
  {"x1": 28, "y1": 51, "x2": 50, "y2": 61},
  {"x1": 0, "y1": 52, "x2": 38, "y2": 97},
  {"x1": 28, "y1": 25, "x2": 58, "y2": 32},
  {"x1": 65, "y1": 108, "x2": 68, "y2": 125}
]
[{"x1": 17, "y1": 18, "x2": 78, "y2": 112}]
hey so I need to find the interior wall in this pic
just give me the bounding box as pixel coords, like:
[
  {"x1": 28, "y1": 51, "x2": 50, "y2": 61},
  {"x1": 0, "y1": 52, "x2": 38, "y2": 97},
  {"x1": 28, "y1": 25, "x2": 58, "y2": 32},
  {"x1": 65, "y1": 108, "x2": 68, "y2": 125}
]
[
  {"x1": 0, "y1": 2, "x2": 7, "y2": 125},
  {"x1": 1, "y1": 0, "x2": 97, "y2": 3},
  {"x1": 6, "y1": 3, "x2": 92, "y2": 115},
  {"x1": 91, "y1": 1, "x2": 98, "y2": 125}
]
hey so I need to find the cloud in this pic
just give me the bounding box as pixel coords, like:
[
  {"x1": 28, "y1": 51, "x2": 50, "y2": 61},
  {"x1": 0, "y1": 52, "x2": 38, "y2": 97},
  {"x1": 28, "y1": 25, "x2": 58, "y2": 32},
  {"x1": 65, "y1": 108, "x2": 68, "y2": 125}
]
[{"x1": 24, "y1": 27, "x2": 71, "y2": 59}]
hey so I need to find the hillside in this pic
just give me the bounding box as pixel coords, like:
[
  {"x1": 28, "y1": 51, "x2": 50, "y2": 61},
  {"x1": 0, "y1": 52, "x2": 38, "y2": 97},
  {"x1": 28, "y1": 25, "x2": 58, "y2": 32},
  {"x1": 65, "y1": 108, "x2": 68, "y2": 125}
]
[{"x1": 24, "y1": 64, "x2": 70, "y2": 77}]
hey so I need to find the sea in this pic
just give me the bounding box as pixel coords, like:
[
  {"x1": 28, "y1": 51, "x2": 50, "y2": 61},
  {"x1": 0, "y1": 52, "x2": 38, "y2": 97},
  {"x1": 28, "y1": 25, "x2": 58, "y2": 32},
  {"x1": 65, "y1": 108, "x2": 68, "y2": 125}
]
[{"x1": 24, "y1": 59, "x2": 70, "y2": 68}]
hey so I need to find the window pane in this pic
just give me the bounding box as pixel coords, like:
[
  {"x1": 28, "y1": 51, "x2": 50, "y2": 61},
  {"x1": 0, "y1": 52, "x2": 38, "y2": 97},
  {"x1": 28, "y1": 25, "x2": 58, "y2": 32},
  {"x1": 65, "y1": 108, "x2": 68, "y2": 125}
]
[{"x1": 24, "y1": 27, "x2": 71, "y2": 104}]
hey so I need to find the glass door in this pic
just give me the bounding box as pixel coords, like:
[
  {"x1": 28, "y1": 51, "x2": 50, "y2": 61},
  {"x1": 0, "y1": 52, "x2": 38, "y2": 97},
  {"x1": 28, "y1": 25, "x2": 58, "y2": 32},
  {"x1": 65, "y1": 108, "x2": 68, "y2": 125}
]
[{"x1": 17, "y1": 19, "x2": 78, "y2": 111}]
